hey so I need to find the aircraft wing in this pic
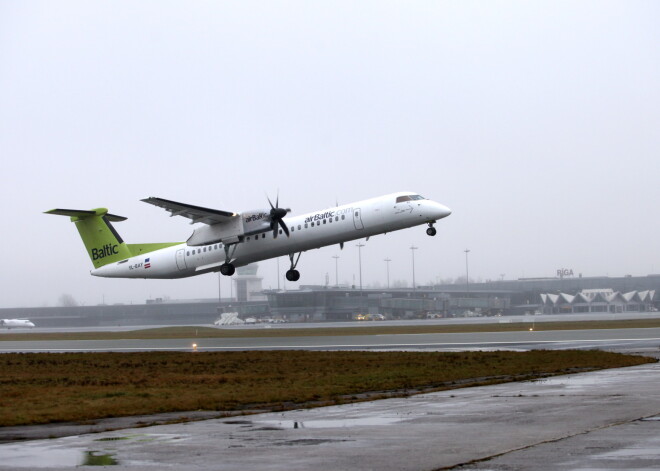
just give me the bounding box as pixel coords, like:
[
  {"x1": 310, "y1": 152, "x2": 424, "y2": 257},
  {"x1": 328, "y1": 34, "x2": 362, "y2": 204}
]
[{"x1": 141, "y1": 197, "x2": 237, "y2": 225}]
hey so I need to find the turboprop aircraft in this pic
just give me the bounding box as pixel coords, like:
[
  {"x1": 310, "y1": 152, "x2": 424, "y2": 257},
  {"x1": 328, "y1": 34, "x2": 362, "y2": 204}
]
[
  {"x1": 0, "y1": 319, "x2": 35, "y2": 329},
  {"x1": 45, "y1": 192, "x2": 451, "y2": 282}
]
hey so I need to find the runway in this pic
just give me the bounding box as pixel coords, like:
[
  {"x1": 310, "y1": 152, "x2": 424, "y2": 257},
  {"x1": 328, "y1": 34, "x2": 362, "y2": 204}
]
[
  {"x1": 1, "y1": 327, "x2": 660, "y2": 354},
  {"x1": 6, "y1": 311, "x2": 660, "y2": 335}
]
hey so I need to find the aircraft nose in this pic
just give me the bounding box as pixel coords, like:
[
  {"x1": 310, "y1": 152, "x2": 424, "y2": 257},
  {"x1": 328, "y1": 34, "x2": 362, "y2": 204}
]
[{"x1": 433, "y1": 202, "x2": 452, "y2": 219}]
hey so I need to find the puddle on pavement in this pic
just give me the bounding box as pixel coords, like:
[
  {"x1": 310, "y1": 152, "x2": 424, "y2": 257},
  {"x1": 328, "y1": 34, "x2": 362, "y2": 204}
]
[
  {"x1": 82, "y1": 451, "x2": 118, "y2": 465},
  {"x1": 529, "y1": 374, "x2": 615, "y2": 388},
  {"x1": 641, "y1": 415, "x2": 660, "y2": 421},
  {"x1": 93, "y1": 433, "x2": 184, "y2": 443},
  {"x1": 0, "y1": 443, "x2": 118, "y2": 468},
  {"x1": 255, "y1": 416, "x2": 404, "y2": 429},
  {"x1": 0, "y1": 433, "x2": 188, "y2": 468}
]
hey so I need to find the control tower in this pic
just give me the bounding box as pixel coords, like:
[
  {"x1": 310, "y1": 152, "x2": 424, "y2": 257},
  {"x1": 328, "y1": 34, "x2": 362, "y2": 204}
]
[{"x1": 233, "y1": 264, "x2": 266, "y2": 302}]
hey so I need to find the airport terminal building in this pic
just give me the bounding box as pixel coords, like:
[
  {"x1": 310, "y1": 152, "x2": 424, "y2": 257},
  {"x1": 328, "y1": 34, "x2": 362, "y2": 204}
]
[{"x1": 1, "y1": 274, "x2": 659, "y2": 327}]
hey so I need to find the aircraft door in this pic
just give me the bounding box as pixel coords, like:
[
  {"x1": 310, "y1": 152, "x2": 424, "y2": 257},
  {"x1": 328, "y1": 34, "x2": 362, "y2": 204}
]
[
  {"x1": 353, "y1": 208, "x2": 364, "y2": 230},
  {"x1": 175, "y1": 249, "x2": 187, "y2": 270}
]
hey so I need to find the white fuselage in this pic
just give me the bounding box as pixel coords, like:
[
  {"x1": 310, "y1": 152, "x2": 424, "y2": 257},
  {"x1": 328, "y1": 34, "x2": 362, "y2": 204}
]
[
  {"x1": 91, "y1": 192, "x2": 451, "y2": 279},
  {"x1": 1, "y1": 319, "x2": 35, "y2": 328}
]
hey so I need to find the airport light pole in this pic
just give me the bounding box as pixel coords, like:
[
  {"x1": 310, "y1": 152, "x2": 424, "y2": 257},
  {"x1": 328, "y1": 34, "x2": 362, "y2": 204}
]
[
  {"x1": 356, "y1": 244, "x2": 365, "y2": 291},
  {"x1": 332, "y1": 255, "x2": 339, "y2": 287},
  {"x1": 410, "y1": 246, "x2": 418, "y2": 291},
  {"x1": 356, "y1": 243, "x2": 365, "y2": 315},
  {"x1": 384, "y1": 258, "x2": 392, "y2": 289},
  {"x1": 464, "y1": 249, "x2": 471, "y2": 296}
]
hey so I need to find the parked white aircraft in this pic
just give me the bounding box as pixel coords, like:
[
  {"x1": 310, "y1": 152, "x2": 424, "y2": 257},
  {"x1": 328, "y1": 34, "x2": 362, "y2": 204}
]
[
  {"x1": 0, "y1": 319, "x2": 35, "y2": 329},
  {"x1": 46, "y1": 192, "x2": 451, "y2": 281}
]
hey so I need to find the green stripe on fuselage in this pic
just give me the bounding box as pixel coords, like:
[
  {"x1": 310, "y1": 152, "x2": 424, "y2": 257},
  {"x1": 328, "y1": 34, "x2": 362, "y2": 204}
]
[{"x1": 127, "y1": 242, "x2": 183, "y2": 255}]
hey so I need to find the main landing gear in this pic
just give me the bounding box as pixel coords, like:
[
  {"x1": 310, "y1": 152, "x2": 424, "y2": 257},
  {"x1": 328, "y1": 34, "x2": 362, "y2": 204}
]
[
  {"x1": 426, "y1": 222, "x2": 437, "y2": 237},
  {"x1": 220, "y1": 244, "x2": 237, "y2": 276},
  {"x1": 285, "y1": 252, "x2": 302, "y2": 282},
  {"x1": 220, "y1": 263, "x2": 235, "y2": 276}
]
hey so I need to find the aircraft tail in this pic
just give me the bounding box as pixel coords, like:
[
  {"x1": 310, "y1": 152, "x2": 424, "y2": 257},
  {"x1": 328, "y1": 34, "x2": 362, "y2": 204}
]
[{"x1": 45, "y1": 208, "x2": 133, "y2": 268}]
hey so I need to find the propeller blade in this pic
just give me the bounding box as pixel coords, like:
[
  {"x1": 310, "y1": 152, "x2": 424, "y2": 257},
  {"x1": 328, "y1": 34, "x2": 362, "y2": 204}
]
[
  {"x1": 266, "y1": 192, "x2": 291, "y2": 239},
  {"x1": 278, "y1": 218, "x2": 290, "y2": 237},
  {"x1": 340, "y1": 242, "x2": 344, "y2": 250}
]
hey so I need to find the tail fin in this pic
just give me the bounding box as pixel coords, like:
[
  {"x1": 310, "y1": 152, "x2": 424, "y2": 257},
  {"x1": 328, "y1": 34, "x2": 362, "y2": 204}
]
[{"x1": 45, "y1": 208, "x2": 133, "y2": 268}]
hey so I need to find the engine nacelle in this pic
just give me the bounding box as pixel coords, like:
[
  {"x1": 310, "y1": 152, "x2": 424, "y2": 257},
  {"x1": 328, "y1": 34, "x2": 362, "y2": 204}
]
[
  {"x1": 241, "y1": 209, "x2": 272, "y2": 236},
  {"x1": 186, "y1": 209, "x2": 274, "y2": 246}
]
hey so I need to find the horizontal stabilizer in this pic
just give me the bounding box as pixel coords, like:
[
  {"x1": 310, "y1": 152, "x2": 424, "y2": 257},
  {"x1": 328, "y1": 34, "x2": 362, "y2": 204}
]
[{"x1": 45, "y1": 208, "x2": 127, "y2": 222}]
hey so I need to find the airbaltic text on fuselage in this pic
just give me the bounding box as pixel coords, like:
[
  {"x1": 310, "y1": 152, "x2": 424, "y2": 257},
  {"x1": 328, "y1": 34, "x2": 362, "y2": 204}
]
[
  {"x1": 304, "y1": 208, "x2": 352, "y2": 224},
  {"x1": 91, "y1": 244, "x2": 119, "y2": 260},
  {"x1": 244, "y1": 212, "x2": 269, "y2": 223}
]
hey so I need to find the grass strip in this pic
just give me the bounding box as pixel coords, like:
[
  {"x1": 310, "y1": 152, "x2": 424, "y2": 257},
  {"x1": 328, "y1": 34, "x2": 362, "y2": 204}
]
[
  {"x1": 3, "y1": 318, "x2": 660, "y2": 341},
  {"x1": 0, "y1": 350, "x2": 652, "y2": 427}
]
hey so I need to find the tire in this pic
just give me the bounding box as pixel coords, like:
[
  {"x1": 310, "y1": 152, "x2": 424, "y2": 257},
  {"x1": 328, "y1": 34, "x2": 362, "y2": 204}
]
[{"x1": 220, "y1": 263, "x2": 235, "y2": 276}]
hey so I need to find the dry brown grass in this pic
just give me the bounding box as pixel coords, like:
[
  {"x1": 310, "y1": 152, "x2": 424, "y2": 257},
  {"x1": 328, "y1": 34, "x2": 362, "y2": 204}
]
[{"x1": 0, "y1": 350, "x2": 652, "y2": 427}]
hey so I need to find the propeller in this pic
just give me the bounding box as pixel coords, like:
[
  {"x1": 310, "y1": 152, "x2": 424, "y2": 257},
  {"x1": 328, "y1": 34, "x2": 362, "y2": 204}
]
[{"x1": 267, "y1": 193, "x2": 291, "y2": 239}]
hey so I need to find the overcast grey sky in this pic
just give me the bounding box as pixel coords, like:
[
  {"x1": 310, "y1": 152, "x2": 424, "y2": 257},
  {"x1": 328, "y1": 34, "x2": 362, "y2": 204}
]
[{"x1": 1, "y1": 1, "x2": 658, "y2": 308}]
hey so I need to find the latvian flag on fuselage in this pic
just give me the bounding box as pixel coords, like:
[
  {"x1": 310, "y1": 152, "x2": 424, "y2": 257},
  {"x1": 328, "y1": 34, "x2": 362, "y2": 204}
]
[{"x1": 144, "y1": 258, "x2": 151, "y2": 269}]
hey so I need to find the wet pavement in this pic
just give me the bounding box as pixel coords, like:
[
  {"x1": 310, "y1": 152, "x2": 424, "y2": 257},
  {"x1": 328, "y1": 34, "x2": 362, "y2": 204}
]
[
  {"x1": 2, "y1": 327, "x2": 660, "y2": 353},
  {"x1": 1, "y1": 359, "x2": 659, "y2": 470}
]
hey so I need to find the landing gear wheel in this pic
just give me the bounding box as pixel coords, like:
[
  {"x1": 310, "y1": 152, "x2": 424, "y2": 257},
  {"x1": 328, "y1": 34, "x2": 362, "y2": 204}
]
[
  {"x1": 286, "y1": 269, "x2": 300, "y2": 282},
  {"x1": 426, "y1": 227, "x2": 437, "y2": 236},
  {"x1": 220, "y1": 263, "x2": 235, "y2": 276}
]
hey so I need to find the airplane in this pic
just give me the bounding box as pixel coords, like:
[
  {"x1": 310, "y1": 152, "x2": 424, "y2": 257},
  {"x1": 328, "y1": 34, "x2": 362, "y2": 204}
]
[
  {"x1": 45, "y1": 192, "x2": 451, "y2": 281},
  {"x1": 0, "y1": 319, "x2": 35, "y2": 329}
]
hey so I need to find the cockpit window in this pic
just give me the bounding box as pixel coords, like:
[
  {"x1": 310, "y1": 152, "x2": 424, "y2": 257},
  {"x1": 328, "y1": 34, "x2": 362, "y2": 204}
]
[{"x1": 396, "y1": 194, "x2": 425, "y2": 203}]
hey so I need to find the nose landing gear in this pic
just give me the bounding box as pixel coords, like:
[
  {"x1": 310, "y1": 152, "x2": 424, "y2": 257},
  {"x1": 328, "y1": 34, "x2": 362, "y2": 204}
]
[{"x1": 426, "y1": 222, "x2": 437, "y2": 236}]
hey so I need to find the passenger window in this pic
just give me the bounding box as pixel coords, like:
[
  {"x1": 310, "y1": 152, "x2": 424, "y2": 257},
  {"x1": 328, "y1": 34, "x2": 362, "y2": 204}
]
[
  {"x1": 290, "y1": 227, "x2": 294, "y2": 232},
  {"x1": 329, "y1": 218, "x2": 332, "y2": 223},
  {"x1": 335, "y1": 216, "x2": 338, "y2": 221},
  {"x1": 354, "y1": 211, "x2": 358, "y2": 217},
  {"x1": 186, "y1": 251, "x2": 190, "y2": 256},
  {"x1": 341, "y1": 215, "x2": 345, "y2": 220},
  {"x1": 305, "y1": 223, "x2": 308, "y2": 228},
  {"x1": 203, "y1": 247, "x2": 207, "y2": 252},
  {"x1": 323, "y1": 219, "x2": 326, "y2": 224},
  {"x1": 279, "y1": 230, "x2": 282, "y2": 235},
  {"x1": 298, "y1": 225, "x2": 301, "y2": 230},
  {"x1": 311, "y1": 222, "x2": 315, "y2": 227}
]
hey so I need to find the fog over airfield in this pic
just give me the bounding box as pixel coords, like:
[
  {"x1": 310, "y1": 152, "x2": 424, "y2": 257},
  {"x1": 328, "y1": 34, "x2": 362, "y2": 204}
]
[{"x1": 0, "y1": 1, "x2": 658, "y2": 308}]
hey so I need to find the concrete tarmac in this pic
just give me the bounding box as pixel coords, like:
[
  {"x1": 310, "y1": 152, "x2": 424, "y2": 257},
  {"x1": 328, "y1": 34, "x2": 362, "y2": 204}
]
[
  {"x1": 2, "y1": 327, "x2": 660, "y2": 353},
  {"x1": 1, "y1": 358, "x2": 659, "y2": 470}
]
